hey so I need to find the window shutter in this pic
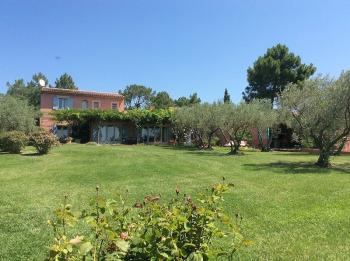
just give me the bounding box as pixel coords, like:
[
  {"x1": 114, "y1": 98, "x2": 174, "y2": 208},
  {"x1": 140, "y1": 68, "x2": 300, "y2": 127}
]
[{"x1": 53, "y1": 96, "x2": 59, "y2": 109}]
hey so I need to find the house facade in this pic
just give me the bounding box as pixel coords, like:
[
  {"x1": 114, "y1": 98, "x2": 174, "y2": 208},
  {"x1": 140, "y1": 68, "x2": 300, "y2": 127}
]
[
  {"x1": 40, "y1": 87, "x2": 125, "y2": 141},
  {"x1": 40, "y1": 87, "x2": 173, "y2": 144}
]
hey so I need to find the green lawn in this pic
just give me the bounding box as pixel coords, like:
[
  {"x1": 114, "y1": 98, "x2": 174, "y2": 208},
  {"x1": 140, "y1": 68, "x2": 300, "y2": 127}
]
[{"x1": 0, "y1": 144, "x2": 349, "y2": 260}]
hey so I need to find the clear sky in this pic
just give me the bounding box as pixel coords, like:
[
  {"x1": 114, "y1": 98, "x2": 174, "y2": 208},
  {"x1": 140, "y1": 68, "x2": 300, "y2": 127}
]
[{"x1": 0, "y1": 0, "x2": 349, "y2": 102}]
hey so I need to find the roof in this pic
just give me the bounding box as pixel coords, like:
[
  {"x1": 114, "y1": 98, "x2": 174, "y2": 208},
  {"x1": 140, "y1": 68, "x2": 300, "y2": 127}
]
[{"x1": 41, "y1": 87, "x2": 123, "y2": 98}]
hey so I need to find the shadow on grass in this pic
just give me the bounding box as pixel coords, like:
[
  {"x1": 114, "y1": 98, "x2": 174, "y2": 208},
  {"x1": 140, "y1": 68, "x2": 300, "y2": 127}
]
[
  {"x1": 156, "y1": 144, "x2": 244, "y2": 157},
  {"x1": 243, "y1": 161, "x2": 350, "y2": 174},
  {"x1": 21, "y1": 152, "x2": 42, "y2": 156}
]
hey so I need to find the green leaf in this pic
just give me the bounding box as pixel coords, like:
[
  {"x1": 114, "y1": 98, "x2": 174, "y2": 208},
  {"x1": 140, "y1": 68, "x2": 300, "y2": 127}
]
[
  {"x1": 186, "y1": 252, "x2": 204, "y2": 261},
  {"x1": 115, "y1": 239, "x2": 129, "y2": 252},
  {"x1": 79, "y1": 242, "x2": 93, "y2": 256}
]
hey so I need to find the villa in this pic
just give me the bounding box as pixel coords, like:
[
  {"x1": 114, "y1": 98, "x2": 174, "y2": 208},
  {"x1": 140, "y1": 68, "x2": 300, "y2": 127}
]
[{"x1": 40, "y1": 87, "x2": 173, "y2": 144}]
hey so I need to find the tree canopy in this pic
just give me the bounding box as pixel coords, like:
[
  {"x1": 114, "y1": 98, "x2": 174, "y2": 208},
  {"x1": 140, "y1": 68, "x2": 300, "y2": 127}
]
[
  {"x1": 174, "y1": 93, "x2": 201, "y2": 107},
  {"x1": 120, "y1": 84, "x2": 154, "y2": 109},
  {"x1": 280, "y1": 71, "x2": 350, "y2": 167},
  {"x1": 55, "y1": 73, "x2": 77, "y2": 90},
  {"x1": 151, "y1": 91, "x2": 174, "y2": 109},
  {"x1": 243, "y1": 44, "x2": 316, "y2": 104},
  {"x1": 0, "y1": 95, "x2": 38, "y2": 133},
  {"x1": 6, "y1": 72, "x2": 48, "y2": 109}
]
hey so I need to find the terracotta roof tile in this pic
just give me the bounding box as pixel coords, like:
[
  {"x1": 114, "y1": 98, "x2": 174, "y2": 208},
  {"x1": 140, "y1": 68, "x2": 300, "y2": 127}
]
[{"x1": 41, "y1": 87, "x2": 123, "y2": 98}]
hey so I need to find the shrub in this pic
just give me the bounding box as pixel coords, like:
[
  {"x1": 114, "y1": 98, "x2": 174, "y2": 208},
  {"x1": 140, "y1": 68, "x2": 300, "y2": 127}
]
[
  {"x1": 30, "y1": 130, "x2": 58, "y2": 154},
  {"x1": 47, "y1": 180, "x2": 248, "y2": 260},
  {"x1": 59, "y1": 136, "x2": 73, "y2": 144},
  {"x1": 1, "y1": 131, "x2": 28, "y2": 153}
]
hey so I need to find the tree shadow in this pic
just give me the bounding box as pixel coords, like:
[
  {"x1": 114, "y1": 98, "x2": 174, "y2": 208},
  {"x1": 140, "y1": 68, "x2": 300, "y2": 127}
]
[
  {"x1": 157, "y1": 144, "x2": 230, "y2": 156},
  {"x1": 155, "y1": 144, "x2": 201, "y2": 152},
  {"x1": 243, "y1": 161, "x2": 350, "y2": 174},
  {"x1": 21, "y1": 152, "x2": 42, "y2": 157}
]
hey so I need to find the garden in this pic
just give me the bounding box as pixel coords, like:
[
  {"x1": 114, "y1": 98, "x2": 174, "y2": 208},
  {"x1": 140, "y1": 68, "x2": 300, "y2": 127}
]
[
  {"x1": 0, "y1": 144, "x2": 349, "y2": 260},
  {"x1": 1, "y1": 44, "x2": 350, "y2": 260}
]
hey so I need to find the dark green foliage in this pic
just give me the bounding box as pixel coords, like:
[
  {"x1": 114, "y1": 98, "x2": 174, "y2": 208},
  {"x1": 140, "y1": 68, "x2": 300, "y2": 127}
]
[
  {"x1": 120, "y1": 84, "x2": 155, "y2": 109},
  {"x1": 1, "y1": 131, "x2": 28, "y2": 153},
  {"x1": 26, "y1": 73, "x2": 49, "y2": 108},
  {"x1": 30, "y1": 130, "x2": 59, "y2": 154},
  {"x1": 224, "y1": 88, "x2": 231, "y2": 103},
  {"x1": 243, "y1": 44, "x2": 316, "y2": 104},
  {"x1": 47, "y1": 181, "x2": 245, "y2": 260},
  {"x1": 151, "y1": 91, "x2": 174, "y2": 109},
  {"x1": 6, "y1": 73, "x2": 48, "y2": 109},
  {"x1": 0, "y1": 96, "x2": 37, "y2": 133},
  {"x1": 174, "y1": 93, "x2": 201, "y2": 107},
  {"x1": 55, "y1": 73, "x2": 77, "y2": 90},
  {"x1": 6, "y1": 79, "x2": 27, "y2": 100}
]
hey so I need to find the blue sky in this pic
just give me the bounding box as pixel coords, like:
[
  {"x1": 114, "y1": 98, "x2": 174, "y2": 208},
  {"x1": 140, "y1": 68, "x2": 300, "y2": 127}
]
[{"x1": 0, "y1": 0, "x2": 349, "y2": 102}]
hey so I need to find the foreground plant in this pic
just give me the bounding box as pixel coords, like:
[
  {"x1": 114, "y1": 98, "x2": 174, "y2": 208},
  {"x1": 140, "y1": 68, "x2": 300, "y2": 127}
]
[{"x1": 47, "y1": 180, "x2": 247, "y2": 260}]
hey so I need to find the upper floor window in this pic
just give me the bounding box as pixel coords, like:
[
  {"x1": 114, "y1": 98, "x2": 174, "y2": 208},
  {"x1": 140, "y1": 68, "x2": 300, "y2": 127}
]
[
  {"x1": 53, "y1": 96, "x2": 72, "y2": 110},
  {"x1": 93, "y1": 101, "x2": 100, "y2": 109},
  {"x1": 111, "y1": 102, "x2": 118, "y2": 110},
  {"x1": 81, "y1": 100, "x2": 88, "y2": 109}
]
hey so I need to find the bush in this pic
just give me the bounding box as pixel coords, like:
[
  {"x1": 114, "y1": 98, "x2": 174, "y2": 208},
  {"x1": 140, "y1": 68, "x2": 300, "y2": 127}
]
[
  {"x1": 47, "y1": 180, "x2": 248, "y2": 260},
  {"x1": 30, "y1": 130, "x2": 58, "y2": 154},
  {"x1": 0, "y1": 131, "x2": 28, "y2": 153},
  {"x1": 59, "y1": 136, "x2": 73, "y2": 144}
]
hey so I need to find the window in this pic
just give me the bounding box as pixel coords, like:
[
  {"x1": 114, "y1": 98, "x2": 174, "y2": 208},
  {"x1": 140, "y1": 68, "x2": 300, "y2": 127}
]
[
  {"x1": 111, "y1": 102, "x2": 118, "y2": 110},
  {"x1": 81, "y1": 100, "x2": 88, "y2": 109},
  {"x1": 53, "y1": 96, "x2": 72, "y2": 110},
  {"x1": 93, "y1": 101, "x2": 100, "y2": 109},
  {"x1": 58, "y1": 98, "x2": 67, "y2": 109}
]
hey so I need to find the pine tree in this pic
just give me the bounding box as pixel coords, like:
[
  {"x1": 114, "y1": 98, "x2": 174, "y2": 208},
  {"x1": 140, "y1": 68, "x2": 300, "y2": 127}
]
[{"x1": 224, "y1": 88, "x2": 230, "y2": 103}]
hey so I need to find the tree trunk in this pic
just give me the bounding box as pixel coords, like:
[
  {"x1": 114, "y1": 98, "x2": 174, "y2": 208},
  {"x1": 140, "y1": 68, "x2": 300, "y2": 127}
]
[
  {"x1": 316, "y1": 149, "x2": 331, "y2": 167},
  {"x1": 207, "y1": 132, "x2": 215, "y2": 150},
  {"x1": 228, "y1": 141, "x2": 240, "y2": 155},
  {"x1": 258, "y1": 128, "x2": 273, "y2": 152}
]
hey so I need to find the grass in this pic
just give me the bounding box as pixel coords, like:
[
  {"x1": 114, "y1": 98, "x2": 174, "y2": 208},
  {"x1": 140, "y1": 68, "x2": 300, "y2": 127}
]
[{"x1": 0, "y1": 144, "x2": 350, "y2": 260}]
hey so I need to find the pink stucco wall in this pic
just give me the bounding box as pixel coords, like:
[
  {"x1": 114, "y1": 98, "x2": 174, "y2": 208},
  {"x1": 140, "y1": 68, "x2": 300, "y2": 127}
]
[
  {"x1": 40, "y1": 88, "x2": 124, "y2": 131},
  {"x1": 343, "y1": 138, "x2": 350, "y2": 153}
]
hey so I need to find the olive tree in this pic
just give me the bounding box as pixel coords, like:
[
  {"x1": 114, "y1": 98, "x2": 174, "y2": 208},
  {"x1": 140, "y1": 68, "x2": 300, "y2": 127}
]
[
  {"x1": 221, "y1": 102, "x2": 254, "y2": 154},
  {"x1": 0, "y1": 95, "x2": 37, "y2": 133},
  {"x1": 280, "y1": 71, "x2": 350, "y2": 167},
  {"x1": 172, "y1": 103, "x2": 223, "y2": 149},
  {"x1": 171, "y1": 106, "x2": 193, "y2": 144},
  {"x1": 198, "y1": 103, "x2": 223, "y2": 149},
  {"x1": 249, "y1": 99, "x2": 279, "y2": 152}
]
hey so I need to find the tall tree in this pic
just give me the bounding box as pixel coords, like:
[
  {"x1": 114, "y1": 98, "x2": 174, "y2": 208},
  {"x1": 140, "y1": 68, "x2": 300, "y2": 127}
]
[
  {"x1": 120, "y1": 84, "x2": 154, "y2": 109},
  {"x1": 6, "y1": 73, "x2": 49, "y2": 109},
  {"x1": 6, "y1": 79, "x2": 27, "y2": 100},
  {"x1": 151, "y1": 91, "x2": 174, "y2": 109},
  {"x1": 26, "y1": 72, "x2": 49, "y2": 108},
  {"x1": 223, "y1": 88, "x2": 230, "y2": 103},
  {"x1": 280, "y1": 71, "x2": 350, "y2": 167},
  {"x1": 174, "y1": 93, "x2": 201, "y2": 107},
  {"x1": 55, "y1": 73, "x2": 77, "y2": 90},
  {"x1": 243, "y1": 44, "x2": 316, "y2": 104}
]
